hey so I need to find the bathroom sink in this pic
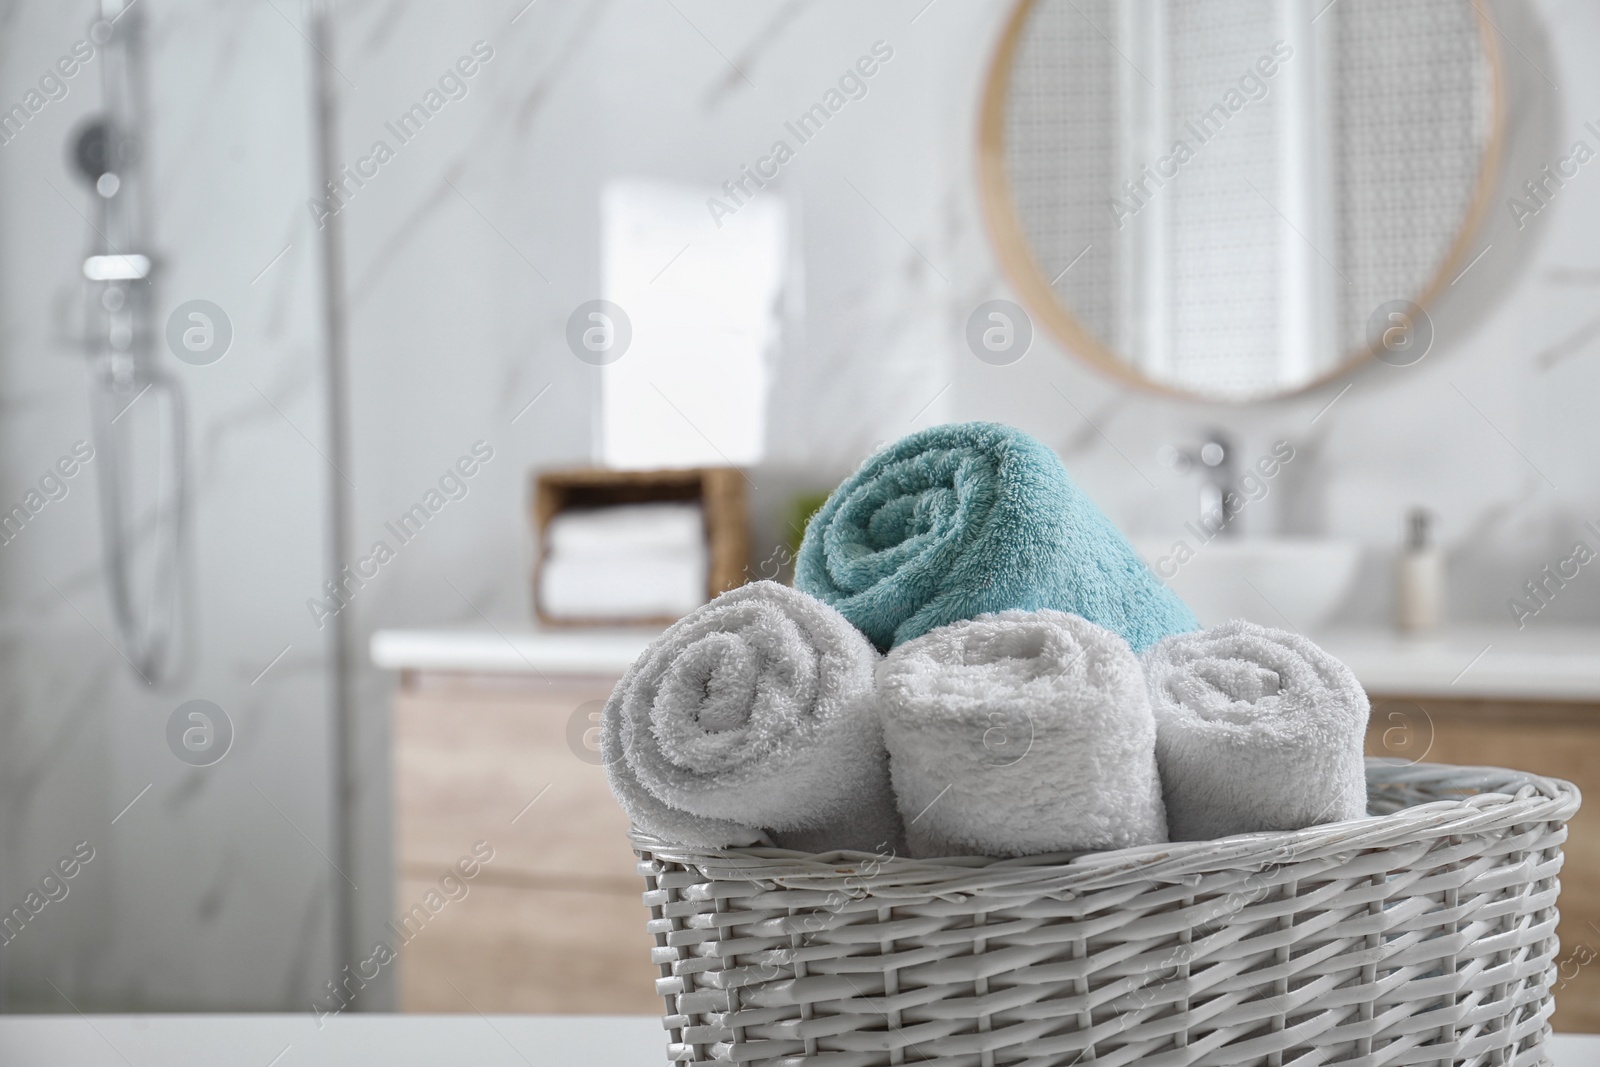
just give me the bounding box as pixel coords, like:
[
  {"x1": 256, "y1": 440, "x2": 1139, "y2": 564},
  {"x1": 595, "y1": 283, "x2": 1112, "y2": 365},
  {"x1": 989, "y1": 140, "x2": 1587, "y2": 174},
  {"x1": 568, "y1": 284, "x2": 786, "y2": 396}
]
[{"x1": 1133, "y1": 537, "x2": 1362, "y2": 631}]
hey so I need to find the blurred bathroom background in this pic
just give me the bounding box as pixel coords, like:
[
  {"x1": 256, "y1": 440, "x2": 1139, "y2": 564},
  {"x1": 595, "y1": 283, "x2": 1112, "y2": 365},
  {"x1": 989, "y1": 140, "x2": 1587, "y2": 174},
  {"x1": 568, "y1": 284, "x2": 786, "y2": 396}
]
[{"x1": 0, "y1": 0, "x2": 1597, "y2": 1026}]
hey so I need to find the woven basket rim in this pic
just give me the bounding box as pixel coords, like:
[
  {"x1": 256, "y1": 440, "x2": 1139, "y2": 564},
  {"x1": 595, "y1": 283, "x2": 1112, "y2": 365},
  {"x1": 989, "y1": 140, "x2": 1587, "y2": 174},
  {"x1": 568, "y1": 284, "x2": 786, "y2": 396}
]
[{"x1": 629, "y1": 759, "x2": 1580, "y2": 895}]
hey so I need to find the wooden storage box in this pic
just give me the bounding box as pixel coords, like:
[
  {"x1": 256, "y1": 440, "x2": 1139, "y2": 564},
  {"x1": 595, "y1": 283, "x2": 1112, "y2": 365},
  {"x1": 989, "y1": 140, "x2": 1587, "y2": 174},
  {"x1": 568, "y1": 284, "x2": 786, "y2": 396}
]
[{"x1": 530, "y1": 467, "x2": 749, "y2": 627}]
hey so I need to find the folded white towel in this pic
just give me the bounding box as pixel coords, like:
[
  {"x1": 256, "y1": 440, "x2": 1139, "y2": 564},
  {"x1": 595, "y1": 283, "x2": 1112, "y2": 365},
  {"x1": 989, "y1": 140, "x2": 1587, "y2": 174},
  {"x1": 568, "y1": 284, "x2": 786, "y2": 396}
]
[
  {"x1": 545, "y1": 502, "x2": 705, "y2": 557},
  {"x1": 601, "y1": 580, "x2": 903, "y2": 853},
  {"x1": 1142, "y1": 620, "x2": 1370, "y2": 841},
  {"x1": 877, "y1": 610, "x2": 1168, "y2": 859},
  {"x1": 539, "y1": 551, "x2": 707, "y2": 619}
]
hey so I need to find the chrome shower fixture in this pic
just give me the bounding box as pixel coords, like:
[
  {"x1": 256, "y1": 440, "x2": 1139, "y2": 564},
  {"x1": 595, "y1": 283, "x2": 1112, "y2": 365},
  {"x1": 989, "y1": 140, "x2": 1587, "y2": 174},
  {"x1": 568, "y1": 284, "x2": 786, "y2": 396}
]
[{"x1": 70, "y1": 0, "x2": 188, "y2": 685}]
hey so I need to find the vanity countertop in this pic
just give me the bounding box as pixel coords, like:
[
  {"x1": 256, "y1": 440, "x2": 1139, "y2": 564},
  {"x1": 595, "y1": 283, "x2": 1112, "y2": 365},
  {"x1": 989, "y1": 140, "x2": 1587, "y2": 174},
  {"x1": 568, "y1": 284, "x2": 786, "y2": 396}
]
[
  {"x1": 372, "y1": 624, "x2": 1600, "y2": 701},
  {"x1": 1316, "y1": 626, "x2": 1600, "y2": 702},
  {"x1": 371, "y1": 625, "x2": 664, "y2": 676}
]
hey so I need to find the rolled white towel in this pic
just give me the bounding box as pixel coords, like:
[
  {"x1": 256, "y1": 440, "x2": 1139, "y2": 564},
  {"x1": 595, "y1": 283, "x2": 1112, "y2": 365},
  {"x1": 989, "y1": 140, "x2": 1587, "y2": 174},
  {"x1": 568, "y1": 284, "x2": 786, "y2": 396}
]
[
  {"x1": 1142, "y1": 620, "x2": 1370, "y2": 841},
  {"x1": 878, "y1": 610, "x2": 1167, "y2": 858},
  {"x1": 601, "y1": 580, "x2": 903, "y2": 853}
]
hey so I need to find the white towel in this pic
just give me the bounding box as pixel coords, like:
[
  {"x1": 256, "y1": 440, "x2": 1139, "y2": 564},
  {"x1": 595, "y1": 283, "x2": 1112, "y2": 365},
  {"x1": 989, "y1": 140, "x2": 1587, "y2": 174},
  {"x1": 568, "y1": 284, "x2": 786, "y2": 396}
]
[
  {"x1": 539, "y1": 552, "x2": 707, "y2": 619},
  {"x1": 544, "y1": 502, "x2": 705, "y2": 556},
  {"x1": 601, "y1": 580, "x2": 903, "y2": 853},
  {"x1": 540, "y1": 503, "x2": 709, "y2": 618},
  {"x1": 1142, "y1": 620, "x2": 1370, "y2": 841},
  {"x1": 877, "y1": 610, "x2": 1168, "y2": 859}
]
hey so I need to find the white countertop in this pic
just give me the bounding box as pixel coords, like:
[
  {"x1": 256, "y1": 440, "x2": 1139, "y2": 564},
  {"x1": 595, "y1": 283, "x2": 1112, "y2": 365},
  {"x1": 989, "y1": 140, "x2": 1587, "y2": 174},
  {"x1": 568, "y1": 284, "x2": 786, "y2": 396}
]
[
  {"x1": 0, "y1": 1014, "x2": 662, "y2": 1066},
  {"x1": 0, "y1": 1014, "x2": 1592, "y2": 1065},
  {"x1": 371, "y1": 624, "x2": 1600, "y2": 701},
  {"x1": 1317, "y1": 626, "x2": 1600, "y2": 701},
  {"x1": 371, "y1": 626, "x2": 663, "y2": 676}
]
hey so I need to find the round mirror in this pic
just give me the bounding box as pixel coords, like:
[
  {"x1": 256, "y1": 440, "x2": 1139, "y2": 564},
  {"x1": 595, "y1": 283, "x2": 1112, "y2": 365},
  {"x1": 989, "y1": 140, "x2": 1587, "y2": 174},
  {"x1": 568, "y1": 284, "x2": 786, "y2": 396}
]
[{"x1": 979, "y1": 0, "x2": 1503, "y2": 401}]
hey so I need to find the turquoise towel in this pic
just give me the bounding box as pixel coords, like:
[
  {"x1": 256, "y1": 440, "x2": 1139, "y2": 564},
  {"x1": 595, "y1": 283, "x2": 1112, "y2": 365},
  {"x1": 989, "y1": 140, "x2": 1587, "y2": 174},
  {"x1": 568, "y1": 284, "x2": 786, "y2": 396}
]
[{"x1": 794, "y1": 422, "x2": 1198, "y2": 652}]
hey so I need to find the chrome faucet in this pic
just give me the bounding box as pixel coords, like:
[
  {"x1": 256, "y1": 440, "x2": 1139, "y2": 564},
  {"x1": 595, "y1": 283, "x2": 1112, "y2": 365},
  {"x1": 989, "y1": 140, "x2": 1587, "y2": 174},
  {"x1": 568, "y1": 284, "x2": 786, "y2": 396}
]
[{"x1": 1160, "y1": 432, "x2": 1238, "y2": 537}]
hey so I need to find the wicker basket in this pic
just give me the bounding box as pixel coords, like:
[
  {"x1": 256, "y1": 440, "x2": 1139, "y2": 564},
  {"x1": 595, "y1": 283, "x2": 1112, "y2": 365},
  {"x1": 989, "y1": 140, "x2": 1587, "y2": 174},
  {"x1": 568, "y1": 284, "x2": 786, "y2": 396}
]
[{"x1": 631, "y1": 760, "x2": 1580, "y2": 1066}]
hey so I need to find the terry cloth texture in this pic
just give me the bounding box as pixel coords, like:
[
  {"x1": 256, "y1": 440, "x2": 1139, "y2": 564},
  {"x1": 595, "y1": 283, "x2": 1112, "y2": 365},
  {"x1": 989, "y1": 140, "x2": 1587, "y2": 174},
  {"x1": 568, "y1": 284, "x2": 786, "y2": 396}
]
[
  {"x1": 1143, "y1": 620, "x2": 1371, "y2": 841},
  {"x1": 601, "y1": 580, "x2": 903, "y2": 853},
  {"x1": 794, "y1": 421, "x2": 1198, "y2": 652},
  {"x1": 878, "y1": 609, "x2": 1168, "y2": 858}
]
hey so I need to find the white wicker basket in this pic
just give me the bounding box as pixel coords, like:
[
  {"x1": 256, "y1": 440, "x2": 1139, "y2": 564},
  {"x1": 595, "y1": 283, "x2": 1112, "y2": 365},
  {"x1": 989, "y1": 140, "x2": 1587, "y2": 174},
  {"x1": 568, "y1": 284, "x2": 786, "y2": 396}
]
[{"x1": 631, "y1": 760, "x2": 1580, "y2": 1066}]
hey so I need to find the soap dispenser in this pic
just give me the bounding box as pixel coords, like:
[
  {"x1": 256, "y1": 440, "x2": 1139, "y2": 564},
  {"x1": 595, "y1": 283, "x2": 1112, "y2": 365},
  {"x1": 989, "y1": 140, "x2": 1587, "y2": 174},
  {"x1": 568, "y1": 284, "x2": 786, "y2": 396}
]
[{"x1": 1396, "y1": 507, "x2": 1442, "y2": 634}]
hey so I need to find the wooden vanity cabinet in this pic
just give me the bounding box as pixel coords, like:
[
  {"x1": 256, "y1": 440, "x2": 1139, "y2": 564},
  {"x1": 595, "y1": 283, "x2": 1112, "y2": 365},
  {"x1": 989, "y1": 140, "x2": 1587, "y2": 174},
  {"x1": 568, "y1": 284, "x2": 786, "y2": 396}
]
[{"x1": 391, "y1": 672, "x2": 660, "y2": 1014}]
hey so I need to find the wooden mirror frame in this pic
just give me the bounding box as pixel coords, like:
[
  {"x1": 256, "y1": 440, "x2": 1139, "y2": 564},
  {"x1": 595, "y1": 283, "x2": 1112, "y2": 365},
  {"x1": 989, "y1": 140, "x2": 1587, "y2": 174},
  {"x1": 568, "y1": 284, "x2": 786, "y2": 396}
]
[{"x1": 976, "y1": 0, "x2": 1509, "y2": 403}]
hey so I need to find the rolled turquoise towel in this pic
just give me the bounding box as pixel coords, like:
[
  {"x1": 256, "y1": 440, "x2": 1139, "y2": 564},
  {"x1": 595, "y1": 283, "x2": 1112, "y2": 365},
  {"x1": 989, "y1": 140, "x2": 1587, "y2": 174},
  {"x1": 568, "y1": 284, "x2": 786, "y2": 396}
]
[{"x1": 794, "y1": 422, "x2": 1197, "y2": 652}]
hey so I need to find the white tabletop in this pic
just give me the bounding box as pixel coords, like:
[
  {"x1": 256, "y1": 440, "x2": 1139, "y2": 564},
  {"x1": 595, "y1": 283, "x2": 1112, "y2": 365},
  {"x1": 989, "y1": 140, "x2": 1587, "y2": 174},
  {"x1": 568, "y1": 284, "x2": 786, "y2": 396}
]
[
  {"x1": 0, "y1": 1015, "x2": 1592, "y2": 1065},
  {"x1": 370, "y1": 624, "x2": 1600, "y2": 702},
  {"x1": 0, "y1": 1014, "x2": 663, "y2": 1066}
]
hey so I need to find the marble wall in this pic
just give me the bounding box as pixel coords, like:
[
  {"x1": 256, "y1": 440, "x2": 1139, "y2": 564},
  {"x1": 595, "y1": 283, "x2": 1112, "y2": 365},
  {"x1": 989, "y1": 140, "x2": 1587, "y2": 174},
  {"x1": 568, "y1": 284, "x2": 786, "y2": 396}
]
[
  {"x1": 0, "y1": 0, "x2": 337, "y2": 1011},
  {"x1": 325, "y1": 0, "x2": 1600, "y2": 640},
  {"x1": 2, "y1": 0, "x2": 1597, "y2": 1013}
]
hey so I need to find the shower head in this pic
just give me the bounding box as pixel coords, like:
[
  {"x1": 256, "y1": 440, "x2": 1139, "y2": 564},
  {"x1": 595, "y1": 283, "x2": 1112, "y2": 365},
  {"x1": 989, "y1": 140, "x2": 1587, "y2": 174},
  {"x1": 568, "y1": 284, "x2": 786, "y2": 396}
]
[
  {"x1": 71, "y1": 119, "x2": 112, "y2": 183},
  {"x1": 70, "y1": 118, "x2": 139, "y2": 193}
]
